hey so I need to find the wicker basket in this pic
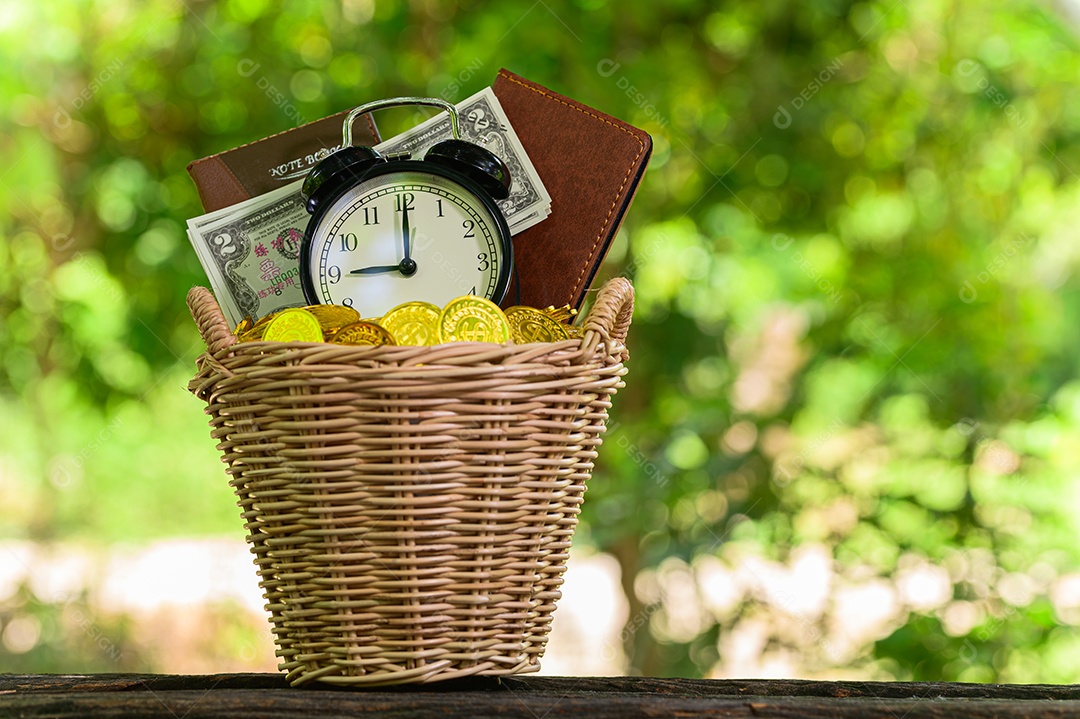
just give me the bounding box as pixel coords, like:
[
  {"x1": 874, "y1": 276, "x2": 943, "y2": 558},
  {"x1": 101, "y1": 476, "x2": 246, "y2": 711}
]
[{"x1": 186, "y1": 278, "x2": 634, "y2": 686}]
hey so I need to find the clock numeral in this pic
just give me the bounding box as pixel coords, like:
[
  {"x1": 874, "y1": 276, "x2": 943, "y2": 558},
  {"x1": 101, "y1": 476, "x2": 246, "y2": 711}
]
[
  {"x1": 328, "y1": 266, "x2": 341, "y2": 284},
  {"x1": 342, "y1": 297, "x2": 354, "y2": 308},
  {"x1": 462, "y1": 220, "x2": 475, "y2": 238},
  {"x1": 470, "y1": 285, "x2": 478, "y2": 295},
  {"x1": 363, "y1": 207, "x2": 379, "y2": 225},
  {"x1": 340, "y1": 233, "x2": 358, "y2": 252},
  {"x1": 436, "y1": 198, "x2": 445, "y2": 217},
  {"x1": 477, "y1": 253, "x2": 490, "y2": 272},
  {"x1": 395, "y1": 193, "x2": 415, "y2": 212}
]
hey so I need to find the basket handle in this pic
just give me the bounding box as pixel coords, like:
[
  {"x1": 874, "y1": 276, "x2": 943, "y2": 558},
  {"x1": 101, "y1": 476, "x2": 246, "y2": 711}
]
[
  {"x1": 583, "y1": 277, "x2": 635, "y2": 353},
  {"x1": 187, "y1": 287, "x2": 237, "y2": 354}
]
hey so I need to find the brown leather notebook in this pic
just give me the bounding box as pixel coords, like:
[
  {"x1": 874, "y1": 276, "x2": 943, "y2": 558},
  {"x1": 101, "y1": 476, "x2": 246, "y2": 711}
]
[
  {"x1": 187, "y1": 111, "x2": 380, "y2": 213},
  {"x1": 493, "y1": 69, "x2": 652, "y2": 311}
]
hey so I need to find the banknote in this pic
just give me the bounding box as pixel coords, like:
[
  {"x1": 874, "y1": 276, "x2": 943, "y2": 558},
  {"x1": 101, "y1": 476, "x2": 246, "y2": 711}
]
[
  {"x1": 186, "y1": 181, "x2": 309, "y2": 326},
  {"x1": 373, "y1": 87, "x2": 551, "y2": 226},
  {"x1": 186, "y1": 87, "x2": 550, "y2": 325}
]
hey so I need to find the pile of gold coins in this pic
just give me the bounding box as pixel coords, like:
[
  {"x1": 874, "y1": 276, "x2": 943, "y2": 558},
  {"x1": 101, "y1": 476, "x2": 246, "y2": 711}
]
[{"x1": 233, "y1": 295, "x2": 584, "y2": 347}]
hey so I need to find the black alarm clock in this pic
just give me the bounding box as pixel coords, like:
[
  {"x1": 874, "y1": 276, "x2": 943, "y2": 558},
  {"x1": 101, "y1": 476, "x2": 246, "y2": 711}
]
[{"x1": 299, "y1": 97, "x2": 514, "y2": 317}]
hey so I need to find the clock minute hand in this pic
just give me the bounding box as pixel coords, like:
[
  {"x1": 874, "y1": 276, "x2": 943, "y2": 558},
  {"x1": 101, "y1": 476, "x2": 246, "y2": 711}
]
[
  {"x1": 399, "y1": 207, "x2": 418, "y2": 276},
  {"x1": 350, "y1": 265, "x2": 401, "y2": 275}
]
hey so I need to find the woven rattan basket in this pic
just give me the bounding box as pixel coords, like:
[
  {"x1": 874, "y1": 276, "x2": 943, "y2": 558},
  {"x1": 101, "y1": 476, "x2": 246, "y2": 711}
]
[{"x1": 185, "y1": 278, "x2": 634, "y2": 686}]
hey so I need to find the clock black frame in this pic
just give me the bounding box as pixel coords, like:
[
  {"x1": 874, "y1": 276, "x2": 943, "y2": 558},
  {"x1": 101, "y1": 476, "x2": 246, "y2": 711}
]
[{"x1": 298, "y1": 159, "x2": 514, "y2": 308}]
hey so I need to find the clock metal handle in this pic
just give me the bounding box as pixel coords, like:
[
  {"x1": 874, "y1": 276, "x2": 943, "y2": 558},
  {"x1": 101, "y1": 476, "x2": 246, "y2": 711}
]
[{"x1": 343, "y1": 97, "x2": 461, "y2": 148}]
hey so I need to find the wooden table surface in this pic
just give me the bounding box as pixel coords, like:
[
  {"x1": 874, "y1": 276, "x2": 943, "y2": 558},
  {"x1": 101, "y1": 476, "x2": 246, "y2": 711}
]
[{"x1": 3, "y1": 673, "x2": 1080, "y2": 718}]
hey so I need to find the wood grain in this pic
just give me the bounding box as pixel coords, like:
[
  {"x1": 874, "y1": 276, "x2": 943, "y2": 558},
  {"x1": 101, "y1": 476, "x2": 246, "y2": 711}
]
[{"x1": 4, "y1": 674, "x2": 1080, "y2": 718}]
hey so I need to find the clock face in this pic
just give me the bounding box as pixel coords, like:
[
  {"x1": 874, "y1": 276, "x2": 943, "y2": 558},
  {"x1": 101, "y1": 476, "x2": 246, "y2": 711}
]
[{"x1": 303, "y1": 166, "x2": 510, "y2": 318}]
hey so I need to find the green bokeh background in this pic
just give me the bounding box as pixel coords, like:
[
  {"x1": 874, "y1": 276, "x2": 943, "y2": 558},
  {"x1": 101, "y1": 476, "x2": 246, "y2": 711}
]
[{"x1": 3, "y1": 0, "x2": 1080, "y2": 681}]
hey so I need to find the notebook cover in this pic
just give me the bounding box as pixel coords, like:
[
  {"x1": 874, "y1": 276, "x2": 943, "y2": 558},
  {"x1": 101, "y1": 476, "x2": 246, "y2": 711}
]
[
  {"x1": 493, "y1": 69, "x2": 652, "y2": 311},
  {"x1": 186, "y1": 111, "x2": 380, "y2": 213}
]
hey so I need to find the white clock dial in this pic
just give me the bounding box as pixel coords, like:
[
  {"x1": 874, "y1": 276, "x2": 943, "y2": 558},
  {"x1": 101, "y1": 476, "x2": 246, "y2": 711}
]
[{"x1": 307, "y1": 170, "x2": 505, "y2": 317}]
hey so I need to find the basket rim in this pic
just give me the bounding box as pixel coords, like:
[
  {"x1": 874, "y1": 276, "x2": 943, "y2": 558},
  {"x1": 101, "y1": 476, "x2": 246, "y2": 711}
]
[{"x1": 187, "y1": 278, "x2": 635, "y2": 358}]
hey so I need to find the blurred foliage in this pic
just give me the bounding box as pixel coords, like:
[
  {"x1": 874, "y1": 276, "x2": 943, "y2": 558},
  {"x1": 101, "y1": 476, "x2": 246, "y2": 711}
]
[{"x1": 2, "y1": 0, "x2": 1080, "y2": 682}]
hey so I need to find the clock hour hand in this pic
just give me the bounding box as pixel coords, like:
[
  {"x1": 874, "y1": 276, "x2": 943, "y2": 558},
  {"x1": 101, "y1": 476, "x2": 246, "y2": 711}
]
[{"x1": 350, "y1": 265, "x2": 401, "y2": 275}]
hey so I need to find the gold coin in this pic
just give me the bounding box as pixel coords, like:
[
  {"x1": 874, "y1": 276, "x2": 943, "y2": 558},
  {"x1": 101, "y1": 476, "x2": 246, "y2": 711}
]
[
  {"x1": 262, "y1": 308, "x2": 324, "y2": 343},
  {"x1": 238, "y1": 326, "x2": 266, "y2": 342},
  {"x1": 329, "y1": 321, "x2": 396, "y2": 346},
  {"x1": 305, "y1": 304, "x2": 361, "y2": 332},
  {"x1": 233, "y1": 316, "x2": 254, "y2": 337},
  {"x1": 380, "y1": 301, "x2": 441, "y2": 346},
  {"x1": 541, "y1": 304, "x2": 577, "y2": 323},
  {"x1": 239, "y1": 316, "x2": 273, "y2": 341},
  {"x1": 240, "y1": 311, "x2": 279, "y2": 341},
  {"x1": 565, "y1": 324, "x2": 585, "y2": 339},
  {"x1": 438, "y1": 296, "x2": 511, "y2": 343},
  {"x1": 505, "y1": 306, "x2": 570, "y2": 344}
]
